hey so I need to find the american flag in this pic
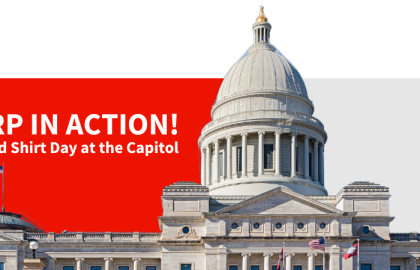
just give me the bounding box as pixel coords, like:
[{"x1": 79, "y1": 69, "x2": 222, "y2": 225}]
[
  {"x1": 308, "y1": 238, "x2": 325, "y2": 251},
  {"x1": 0, "y1": 166, "x2": 3, "y2": 174}
]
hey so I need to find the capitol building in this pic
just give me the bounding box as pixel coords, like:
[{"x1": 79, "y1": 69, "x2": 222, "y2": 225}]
[{"x1": 1, "y1": 7, "x2": 419, "y2": 270}]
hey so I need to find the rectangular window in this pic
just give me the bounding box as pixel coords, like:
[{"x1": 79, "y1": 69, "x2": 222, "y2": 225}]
[
  {"x1": 119, "y1": 267, "x2": 129, "y2": 270},
  {"x1": 390, "y1": 267, "x2": 400, "y2": 270},
  {"x1": 181, "y1": 265, "x2": 192, "y2": 270},
  {"x1": 64, "y1": 267, "x2": 74, "y2": 270},
  {"x1": 315, "y1": 267, "x2": 323, "y2": 270},
  {"x1": 251, "y1": 266, "x2": 259, "y2": 270},
  {"x1": 229, "y1": 266, "x2": 238, "y2": 270},
  {"x1": 0, "y1": 263, "x2": 4, "y2": 270},
  {"x1": 145, "y1": 267, "x2": 156, "y2": 270},
  {"x1": 294, "y1": 267, "x2": 302, "y2": 270},
  {"x1": 309, "y1": 152, "x2": 313, "y2": 177},
  {"x1": 237, "y1": 147, "x2": 242, "y2": 172},
  {"x1": 91, "y1": 267, "x2": 101, "y2": 270},
  {"x1": 272, "y1": 266, "x2": 279, "y2": 270},
  {"x1": 219, "y1": 151, "x2": 223, "y2": 177},
  {"x1": 264, "y1": 144, "x2": 274, "y2": 169},
  {"x1": 361, "y1": 264, "x2": 372, "y2": 270}
]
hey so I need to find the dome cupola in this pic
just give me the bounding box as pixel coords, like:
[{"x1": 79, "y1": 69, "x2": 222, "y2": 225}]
[{"x1": 198, "y1": 7, "x2": 328, "y2": 196}]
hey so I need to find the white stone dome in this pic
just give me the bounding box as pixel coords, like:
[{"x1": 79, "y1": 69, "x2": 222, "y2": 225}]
[
  {"x1": 215, "y1": 43, "x2": 308, "y2": 105},
  {"x1": 198, "y1": 8, "x2": 328, "y2": 197}
]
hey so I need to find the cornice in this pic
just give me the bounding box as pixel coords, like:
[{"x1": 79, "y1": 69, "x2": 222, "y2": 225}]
[
  {"x1": 352, "y1": 216, "x2": 395, "y2": 223},
  {"x1": 211, "y1": 196, "x2": 254, "y2": 200},
  {"x1": 308, "y1": 196, "x2": 336, "y2": 200},
  {"x1": 198, "y1": 117, "x2": 327, "y2": 147},
  {"x1": 202, "y1": 236, "x2": 358, "y2": 243},
  {"x1": 158, "y1": 239, "x2": 203, "y2": 246},
  {"x1": 163, "y1": 187, "x2": 209, "y2": 192}
]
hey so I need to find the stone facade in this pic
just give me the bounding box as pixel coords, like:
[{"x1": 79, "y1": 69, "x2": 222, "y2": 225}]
[{"x1": 0, "y1": 7, "x2": 419, "y2": 270}]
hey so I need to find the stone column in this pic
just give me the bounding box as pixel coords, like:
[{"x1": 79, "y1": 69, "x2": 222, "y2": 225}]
[
  {"x1": 410, "y1": 257, "x2": 418, "y2": 269},
  {"x1": 313, "y1": 140, "x2": 319, "y2": 182},
  {"x1": 258, "y1": 132, "x2": 265, "y2": 176},
  {"x1": 285, "y1": 254, "x2": 294, "y2": 270},
  {"x1": 263, "y1": 253, "x2": 272, "y2": 270},
  {"x1": 330, "y1": 245, "x2": 341, "y2": 270},
  {"x1": 290, "y1": 133, "x2": 297, "y2": 177},
  {"x1": 241, "y1": 134, "x2": 248, "y2": 177},
  {"x1": 104, "y1": 258, "x2": 113, "y2": 270},
  {"x1": 201, "y1": 148, "x2": 206, "y2": 186},
  {"x1": 226, "y1": 136, "x2": 232, "y2": 180},
  {"x1": 307, "y1": 254, "x2": 316, "y2": 270},
  {"x1": 242, "y1": 253, "x2": 251, "y2": 270},
  {"x1": 206, "y1": 144, "x2": 211, "y2": 185},
  {"x1": 47, "y1": 258, "x2": 56, "y2": 270},
  {"x1": 304, "y1": 136, "x2": 309, "y2": 179},
  {"x1": 214, "y1": 140, "x2": 220, "y2": 182},
  {"x1": 75, "y1": 258, "x2": 84, "y2": 270},
  {"x1": 275, "y1": 132, "x2": 281, "y2": 176},
  {"x1": 132, "y1": 258, "x2": 141, "y2": 270},
  {"x1": 319, "y1": 144, "x2": 324, "y2": 185}
]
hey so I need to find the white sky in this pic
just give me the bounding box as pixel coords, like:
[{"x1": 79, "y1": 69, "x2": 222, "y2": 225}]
[
  {"x1": 0, "y1": 0, "x2": 419, "y2": 78},
  {"x1": 1, "y1": 0, "x2": 420, "y2": 232}
]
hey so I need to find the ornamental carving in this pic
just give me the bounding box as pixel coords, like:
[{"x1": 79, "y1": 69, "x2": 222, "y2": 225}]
[{"x1": 175, "y1": 225, "x2": 199, "y2": 239}]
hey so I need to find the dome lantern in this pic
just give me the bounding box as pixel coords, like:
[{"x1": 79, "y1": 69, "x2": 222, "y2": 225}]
[{"x1": 253, "y1": 6, "x2": 271, "y2": 44}]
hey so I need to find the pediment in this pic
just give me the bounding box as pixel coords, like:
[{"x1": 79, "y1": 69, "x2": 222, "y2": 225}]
[
  {"x1": 0, "y1": 232, "x2": 21, "y2": 241},
  {"x1": 216, "y1": 186, "x2": 343, "y2": 215}
]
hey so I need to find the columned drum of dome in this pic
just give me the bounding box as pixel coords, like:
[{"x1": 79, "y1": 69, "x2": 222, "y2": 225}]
[{"x1": 198, "y1": 7, "x2": 328, "y2": 196}]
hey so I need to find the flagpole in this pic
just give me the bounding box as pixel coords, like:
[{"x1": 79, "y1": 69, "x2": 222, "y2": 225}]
[
  {"x1": 2, "y1": 162, "x2": 4, "y2": 212},
  {"x1": 357, "y1": 239, "x2": 360, "y2": 270},
  {"x1": 323, "y1": 233, "x2": 325, "y2": 270},
  {"x1": 282, "y1": 242, "x2": 285, "y2": 270}
]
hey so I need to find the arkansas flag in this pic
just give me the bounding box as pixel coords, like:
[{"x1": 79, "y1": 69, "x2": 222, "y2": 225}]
[
  {"x1": 276, "y1": 248, "x2": 284, "y2": 270},
  {"x1": 343, "y1": 243, "x2": 358, "y2": 260}
]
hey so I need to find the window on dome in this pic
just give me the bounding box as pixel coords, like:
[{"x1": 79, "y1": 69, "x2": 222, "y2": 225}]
[
  {"x1": 145, "y1": 267, "x2": 156, "y2": 270},
  {"x1": 0, "y1": 263, "x2": 4, "y2": 270},
  {"x1": 237, "y1": 147, "x2": 242, "y2": 172},
  {"x1": 251, "y1": 266, "x2": 259, "y2": 270},
  {"x1": 315, "y1": 267, "x2": 323, "y2": 270},
  {"x1": 264, "y1": 144, "x2": 273, "y2": 169},
  {"x1": 119, "y1": 267, "x2": 129, "y2": 270},
  {"x1": 294, "y1": 266, "x2": 302, "y2": 270},
  {"x1": 390, "y1": 267, "x2": 400, "y2": 270},
  {"x1": 219, "y1": 152, "x2": 223, "y2": 177},
  {"x1": 64, "y1": 267, "x2": 74, "y2": 270},
  {"x1": 230, "y1": 266, "x2": 238, "y2": 270},
  {"x1": 309, "y1": 152, "x2": 313, "y2": 177},
  {"x1": 91, "y1": 267, "x2": 101, "y2": 270}
]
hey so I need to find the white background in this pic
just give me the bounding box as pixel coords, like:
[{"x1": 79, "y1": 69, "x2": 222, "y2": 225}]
[{"x1": 1, "y1": 1, "x2": 420, "y2": 232}]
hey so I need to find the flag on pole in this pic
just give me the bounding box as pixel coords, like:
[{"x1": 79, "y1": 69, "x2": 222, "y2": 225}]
[
  {"x1": 0, "y1": 166, "x2": 3, "y2": 174},
  {"x1": 276, "y1": 247, "x2": 284, "y2": 270},
  {"x1": 308, "y1": 238, "x2": 325, "y2": 251},
  {"x1": 343, "y1": 243, "x2": 358, "y2": 260}
]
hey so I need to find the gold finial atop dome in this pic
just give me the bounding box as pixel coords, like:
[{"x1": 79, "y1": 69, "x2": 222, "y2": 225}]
[{"x1": 256, "y1": 6, "x2": 268, "y2": 23}]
